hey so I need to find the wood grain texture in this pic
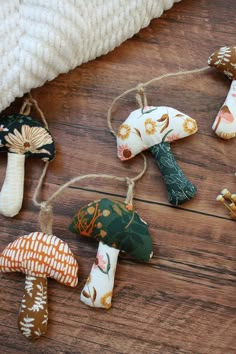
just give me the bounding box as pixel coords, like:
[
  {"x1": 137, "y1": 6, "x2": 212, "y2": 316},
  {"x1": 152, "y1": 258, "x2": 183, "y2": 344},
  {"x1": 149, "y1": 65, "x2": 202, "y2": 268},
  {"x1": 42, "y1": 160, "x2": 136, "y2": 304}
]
[{"x1": 0, "y1": 1, "x2": 236, "y2": 353}]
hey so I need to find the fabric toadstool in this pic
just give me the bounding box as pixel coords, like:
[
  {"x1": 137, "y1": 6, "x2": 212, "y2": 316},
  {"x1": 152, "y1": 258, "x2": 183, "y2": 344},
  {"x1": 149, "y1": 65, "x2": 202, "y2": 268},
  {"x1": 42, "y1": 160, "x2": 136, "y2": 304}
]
[
  {"x1": 208, "y1": 45, "x2": 236, "y2": 139},
  {"x1": 69, "y1": 198, "x2": 153, "y2": 309},
  {"x1": 0, "y1": 232, "x2": 79, "y2": 340},
  {"x1": 116, "y1": 106, "x2": 198, "y2": 205},
  {"x1": 0, "y1": 114, "x2": 55, "y2": 217}
]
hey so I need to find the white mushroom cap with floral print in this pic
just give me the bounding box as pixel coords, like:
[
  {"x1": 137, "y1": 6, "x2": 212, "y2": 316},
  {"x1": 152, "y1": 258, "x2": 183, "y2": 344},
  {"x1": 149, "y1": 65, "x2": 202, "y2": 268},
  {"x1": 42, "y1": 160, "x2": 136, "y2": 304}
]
[
  {"x1": 0, "y1": 114, "x2": 55, "y2": 217},
  {"x1": 116, "y1": 106, "x2": 198, "y2": 206},
  {"x1": 117, "y1": 106, "x2": 197, "y2": 160}
]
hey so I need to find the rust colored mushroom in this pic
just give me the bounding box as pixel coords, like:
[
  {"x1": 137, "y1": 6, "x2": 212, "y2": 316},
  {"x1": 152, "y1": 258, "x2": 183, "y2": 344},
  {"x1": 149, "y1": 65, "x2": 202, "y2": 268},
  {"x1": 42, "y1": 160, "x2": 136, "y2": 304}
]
[
  {"x1": 0, "y1": 232, "x2": 79, "y2": 340},
  {"x1": 208, "y1": 46, "x2": 236, "y2": 139}
]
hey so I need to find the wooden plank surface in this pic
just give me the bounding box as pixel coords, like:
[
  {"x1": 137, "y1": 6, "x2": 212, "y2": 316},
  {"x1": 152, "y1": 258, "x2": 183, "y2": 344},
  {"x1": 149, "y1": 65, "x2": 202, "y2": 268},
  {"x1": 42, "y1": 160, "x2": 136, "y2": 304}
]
[{"x1": 0, "y1": 1, "x2": 236, "y2": 353}]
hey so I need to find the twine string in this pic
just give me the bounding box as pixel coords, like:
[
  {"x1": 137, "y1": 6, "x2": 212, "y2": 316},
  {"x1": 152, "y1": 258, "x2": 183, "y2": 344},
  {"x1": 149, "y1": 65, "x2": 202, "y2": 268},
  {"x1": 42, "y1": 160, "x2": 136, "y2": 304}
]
[
  {"x1": 125, "y1": 178, "x2": 135, "y2": 206},
  {"x1": 19, "y1": 93, "x2": 49, "y2": 129},
  {"x1": 39, "y1": 202, "x2": 53, "y2": 234},
  {"x1": 19, "y1": 94, "x2": 52, "y2": 232},
  {"x1": 33, "y1": 172, "x2": 145, "y2": 210},
  {"x1": 107, "y1": 66, "x2": 209, "y2": 136},
  {"x1": 19, "y1": 99, "x2": 32, "y2": 116},
  {"x1": 136, "y1": 84, "x2": 148, "y2": 109},
  {"x1": 33, "y1": 172, "x2": 145, "y2": 234}
]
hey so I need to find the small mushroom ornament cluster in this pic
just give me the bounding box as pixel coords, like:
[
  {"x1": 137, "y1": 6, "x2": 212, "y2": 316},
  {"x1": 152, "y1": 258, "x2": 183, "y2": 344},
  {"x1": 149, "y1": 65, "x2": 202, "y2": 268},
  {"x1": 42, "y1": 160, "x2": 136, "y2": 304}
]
[{"x1": 217, "y1": 188, "x2": 236, "y2": 220}]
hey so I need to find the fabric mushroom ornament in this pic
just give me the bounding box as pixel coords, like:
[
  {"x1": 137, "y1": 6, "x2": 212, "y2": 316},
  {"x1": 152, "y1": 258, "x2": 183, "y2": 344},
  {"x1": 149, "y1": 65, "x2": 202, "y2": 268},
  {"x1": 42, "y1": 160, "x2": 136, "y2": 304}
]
[
  {"x1": 0, "y1": 114, "x2": 55, "y2": 217},
  {"x1": 116, "y1": 106, "x2": 198, "y2": 205},
  {"x1": 209, "y1": 45, "x2": 236, "y2": 139},
  {"x1": 69, "y1": 198, "x2": 153, "y2": 309},
  {"x1": 0, "y1": 232, "x2": 79, "y2": 340}
]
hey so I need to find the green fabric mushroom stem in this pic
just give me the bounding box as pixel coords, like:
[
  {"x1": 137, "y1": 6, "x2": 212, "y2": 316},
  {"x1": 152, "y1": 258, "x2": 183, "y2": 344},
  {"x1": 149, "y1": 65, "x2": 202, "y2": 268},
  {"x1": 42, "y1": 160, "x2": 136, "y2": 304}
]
[
  {"x1": 149, "y1": 142, "x2": 197, "y2": 205},
  {"x1": 69, "y1": 198, "x2": 153, "y2": 309},
  {"x1": 116, "y1": 106, "x2": 198, "y2": 205},
  {"x1": 0, "y1": 114, "x2": 55, "y2": 217}
]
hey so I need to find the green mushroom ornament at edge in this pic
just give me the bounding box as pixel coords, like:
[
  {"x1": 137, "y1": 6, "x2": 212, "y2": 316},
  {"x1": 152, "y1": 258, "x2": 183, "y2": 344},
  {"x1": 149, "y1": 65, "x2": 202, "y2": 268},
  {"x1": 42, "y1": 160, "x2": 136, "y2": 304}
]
[
  {"x1": 0, "y1": 114, "x2": 55, "y2": 217},
  {"x1": 69, "y1": 198, "x2": 153, "y2": 309},
  {"x1": 116, "y1": 106, "x2": 198, "y2": 205}
]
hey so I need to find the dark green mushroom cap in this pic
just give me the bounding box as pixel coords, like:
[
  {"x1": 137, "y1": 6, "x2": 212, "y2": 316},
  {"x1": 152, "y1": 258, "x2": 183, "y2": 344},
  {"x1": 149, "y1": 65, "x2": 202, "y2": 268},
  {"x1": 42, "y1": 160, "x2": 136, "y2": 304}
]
[
  {"x1": 0, "y1": 114, "x2": 55, "y2": 161},
  {"x1": 69, "y1": 198, "x2": 153, "y2": 262}
]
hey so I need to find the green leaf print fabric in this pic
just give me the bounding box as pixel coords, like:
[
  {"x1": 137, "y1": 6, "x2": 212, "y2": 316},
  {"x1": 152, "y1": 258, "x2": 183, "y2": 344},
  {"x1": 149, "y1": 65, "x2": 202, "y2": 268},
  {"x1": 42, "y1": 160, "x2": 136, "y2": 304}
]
[
  {"x1": 0, "y1": 114, "x2": 55, "y2": 161},
  {"x1": 69, "y1": 198, "x2": 153, "y2": 262},
  {"x1": 150, "y1": 142, "x2": 197, "y2": 205}
]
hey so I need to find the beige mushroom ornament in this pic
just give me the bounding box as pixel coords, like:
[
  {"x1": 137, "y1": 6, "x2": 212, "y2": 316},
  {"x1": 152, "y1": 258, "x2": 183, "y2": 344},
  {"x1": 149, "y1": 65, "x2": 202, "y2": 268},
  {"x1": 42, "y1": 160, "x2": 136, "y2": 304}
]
[
  {"x1": 0, "y1": 114, "x2": 55, "y2": 217},
  {"x1": 0, "y1": 232, "x2": 79, "y2": 340},
  {"x1": 209, "y1": 46, "x2": 236, "y2": 139},
  {"x1": 116, "y1": 106, "x2": 198, "y2": 205}
]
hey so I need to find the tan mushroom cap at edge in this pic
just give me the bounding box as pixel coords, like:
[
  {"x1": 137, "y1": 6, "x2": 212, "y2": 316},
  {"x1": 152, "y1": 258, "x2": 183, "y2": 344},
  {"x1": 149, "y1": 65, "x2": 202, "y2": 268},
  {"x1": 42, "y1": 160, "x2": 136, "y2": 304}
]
[
  {"x1": 0, "y1": 232, "x2": 79, "y2": 287},
  {"x1": 208, "y1": 46, "x2": 236, "y2": 79}
]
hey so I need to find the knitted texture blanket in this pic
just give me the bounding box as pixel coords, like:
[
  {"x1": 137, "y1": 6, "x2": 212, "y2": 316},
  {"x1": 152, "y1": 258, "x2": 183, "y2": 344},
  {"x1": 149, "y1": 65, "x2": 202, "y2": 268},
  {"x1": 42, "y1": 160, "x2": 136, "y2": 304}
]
[{"x1": 1, "y1": 0, "x2": 181, "y2": 112}]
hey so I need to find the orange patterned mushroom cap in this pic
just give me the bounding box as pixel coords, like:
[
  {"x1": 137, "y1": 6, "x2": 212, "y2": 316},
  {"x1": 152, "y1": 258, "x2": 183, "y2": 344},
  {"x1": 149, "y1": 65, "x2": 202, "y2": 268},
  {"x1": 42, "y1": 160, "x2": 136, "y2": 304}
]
[
  {"x1": 0, "y1": 232, "x2": 79, "y2": 287},
  {"x1": 208, "y1": 46, "x2": 236, "y2": 80}
]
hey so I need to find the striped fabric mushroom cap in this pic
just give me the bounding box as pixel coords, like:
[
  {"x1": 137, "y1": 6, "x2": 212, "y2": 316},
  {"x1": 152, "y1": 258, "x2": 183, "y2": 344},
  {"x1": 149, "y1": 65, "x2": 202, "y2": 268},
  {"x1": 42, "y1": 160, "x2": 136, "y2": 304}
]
[{"x1": 0, "y1": 232, "x2": 78, "y2": 287}]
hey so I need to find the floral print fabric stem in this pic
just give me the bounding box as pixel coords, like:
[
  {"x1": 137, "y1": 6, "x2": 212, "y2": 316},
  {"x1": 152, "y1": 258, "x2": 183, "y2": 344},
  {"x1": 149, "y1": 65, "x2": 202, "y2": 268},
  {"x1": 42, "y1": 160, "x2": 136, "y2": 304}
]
[
  {"x1": 18, "y1": 276, "x2": 48, "y2": 340},
  {"x1": 150, "y1": 142, "x2": 197, "y2": 205},
  {"x1": 81, "y1": 241, "x2": 119, "y2": 309}
]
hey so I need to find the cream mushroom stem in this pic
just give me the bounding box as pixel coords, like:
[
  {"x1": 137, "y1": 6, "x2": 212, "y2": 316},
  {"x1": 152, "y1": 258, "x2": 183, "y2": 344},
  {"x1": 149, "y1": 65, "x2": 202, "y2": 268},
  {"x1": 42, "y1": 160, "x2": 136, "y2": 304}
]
[
  {"x1": 212, "y1": 79, "x2": 236, "y2": 139},
  {"x1": 149, "y1": 141, "x2": 197, "y2": 205},
  {"x1": 0, "y1": 153, "x2": 25, "y2": 217},
  {"x1": 18, "y1": 275, "x2": 48, "y2": 340},
  {"x1": 80, "y1": 241, "x2": 119, "y2": 309}
]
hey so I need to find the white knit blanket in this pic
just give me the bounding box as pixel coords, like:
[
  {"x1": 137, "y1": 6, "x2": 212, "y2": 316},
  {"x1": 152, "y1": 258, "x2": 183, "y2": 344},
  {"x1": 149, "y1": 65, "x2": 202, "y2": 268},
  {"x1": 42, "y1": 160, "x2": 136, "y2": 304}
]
[{"x1": 0, "y1": 0, "x2": 181, "y2": 112}]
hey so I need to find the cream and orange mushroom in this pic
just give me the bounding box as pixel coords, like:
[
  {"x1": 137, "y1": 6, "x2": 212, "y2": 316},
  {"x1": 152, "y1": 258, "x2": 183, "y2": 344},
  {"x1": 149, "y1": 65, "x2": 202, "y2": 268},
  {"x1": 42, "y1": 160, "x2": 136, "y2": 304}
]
[
  {"x1": 0, "y1": 232, "x2": 79, "y2": 340},
  {"x1": 208, "y1": 46, "x2": 236, "y2": 139},
  {"x1": 116, "y1": 106, "x2": 198, "y2": 205}
]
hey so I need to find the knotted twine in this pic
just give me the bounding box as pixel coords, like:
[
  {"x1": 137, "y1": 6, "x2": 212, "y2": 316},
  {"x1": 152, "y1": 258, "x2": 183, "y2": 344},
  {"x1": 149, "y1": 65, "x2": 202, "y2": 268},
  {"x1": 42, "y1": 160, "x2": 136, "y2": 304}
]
[
  {"x1": 32, "y1": 66, "x2": 210, "y2": 234},
  {"x1": 20, "y1": 93, "x2": 49, "y2": 129},
  {"x1": 20, "y1": 93, "x2": 51, "y2": 181}
]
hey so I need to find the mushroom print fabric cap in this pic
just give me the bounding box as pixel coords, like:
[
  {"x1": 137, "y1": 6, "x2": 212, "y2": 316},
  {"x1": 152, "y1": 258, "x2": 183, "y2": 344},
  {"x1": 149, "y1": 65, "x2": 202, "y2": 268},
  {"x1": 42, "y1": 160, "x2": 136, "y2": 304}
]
[
  {"x1": 208, "y1": 46, "x2": 236, "y2": 139},
  {"x1": 0, "y1": 114, "x2": 55, "y2": 161},
  {"x1": 69, "y1": 198, "x2": 153, "y2": 262},
  {"x1": 116, "y1": 106, "x2": 197, "y2": 161}
]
